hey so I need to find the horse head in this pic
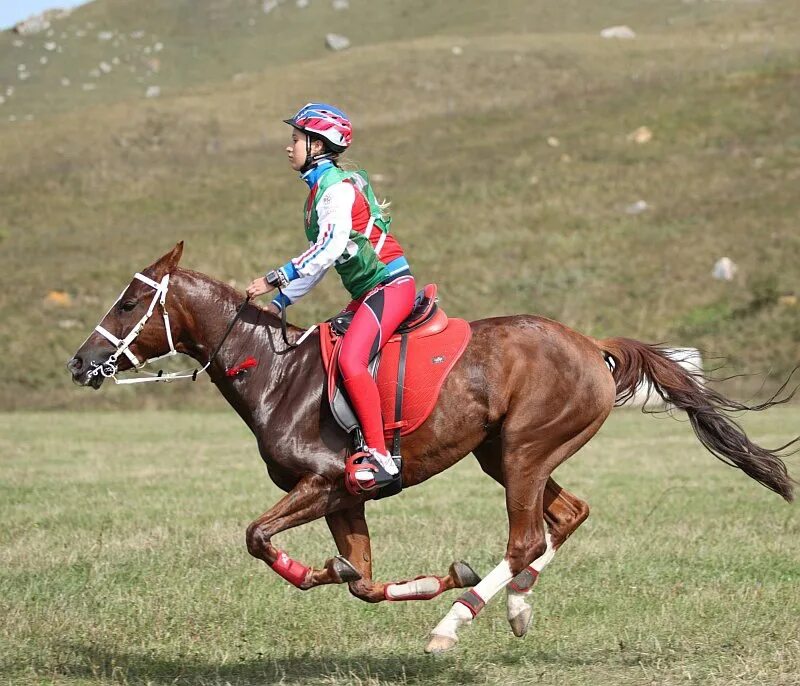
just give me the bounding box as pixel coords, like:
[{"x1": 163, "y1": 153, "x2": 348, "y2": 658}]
[{"x1": 67, "y1": 242, "x2": 184, "y2": 388}]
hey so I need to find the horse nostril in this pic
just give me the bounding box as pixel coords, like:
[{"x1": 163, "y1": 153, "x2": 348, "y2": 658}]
[{"x1": 67, "y1": 356, "x2": 83, "y2": 374}]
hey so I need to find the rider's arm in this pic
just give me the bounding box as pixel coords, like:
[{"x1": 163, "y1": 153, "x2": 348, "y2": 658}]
[
  {"x1": 276, "y1": 182, "x2": 355, "y2": 283},
  {"x1": 269, "y1": 270, "x2": 328, "y2": 311}
]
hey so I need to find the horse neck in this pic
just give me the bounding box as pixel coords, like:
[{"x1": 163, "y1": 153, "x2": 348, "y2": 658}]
[{"x1": 169, "y1": 268, "x2": 307, "y2": 392}]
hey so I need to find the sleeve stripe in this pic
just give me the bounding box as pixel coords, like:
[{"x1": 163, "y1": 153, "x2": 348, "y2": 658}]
[{"x1": 296, "y1": 223, "x2": 335, "y2": 269}]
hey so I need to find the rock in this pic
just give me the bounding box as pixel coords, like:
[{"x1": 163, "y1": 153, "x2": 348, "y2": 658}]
[
  {"x1": 325, "y1": 33, "x2": 350, "y2": 51},
  {"x1": 6, "y1": 87, "x2": 15, "y2": 96},
  {"x1": 145, "y1": 85, "x2": 161, "y2": 98},
  {"x1": 12, "y1": 40, "x2": 24, "y2": 47},
  {"x1": 45, "y1": 291, "x2": 72, "y2": 307},
  {"x1": 112, "y1": 57, "x2": 121, "y2": 65},
  {"x1": 600, "y1": 25, "x2": 636, "y2": 39},
  {"x1": 711, "y1": 257, "x2": 737, "y2": 281},
  {"x1": 58, "y1": 319, "x2": 81, "y2": 329},
  {"x1": 332, "y1": 0, "x2": 349, "y2": 8},
  {"x1": 44, "y1": 41, "x2": 57, "y2": 51},
  {"x1": 0, "y1": 96, "x2": 4, "y2": 105},
  {"x1": 14, "y1": 16, "x2": 51, "y2": 36},
  {"x1": 546, "y1": 136, "x2": 560, "y2": 147},
  {"x1": 17, "y1": 64, "x2": 27, "y2": 72},
  {"x1": 99, "y1": 62, "x2": 112, "y2": 74},
  {"x1": 8, "y1": 115, "x2": 17, "y2": 122},
  {"x1": 627, "y1": 125, "x2": 653, "y2": 144},
  {"x1": 82, "y1": 83, "x2": 97, "y2": 91},
  {"x1": 61, "y1": 77, "x2": 71, "y2": 86},
  {"x1": 625, "y1": 200, "x2": 649, "y2": 215},
  {"x1": 263, "y1": 0, "x2": 280, "y2": 13},
  {"x1": 130, "y1": 30, "x2": 145, "y2": 39},
  {"x1": 40, "y1": 56, "x2": 48, "y2": 65},
  {"x1": 89, "y1": 68, "x2": 100, "y2": 78},
  {"x1": 98, "y1": 31, "x2": 114, "y2": 41},
  {"x1": 297, "y1": 0, "x2": 310, "y2": 7},
  {"x1": 154, "y1": 42, "x2": 164, "y2": 52},
  {"x1": 18, "y1": 71, "x2": 30, "y2": 82},
  {"x1": 451, "y1": 45, "x2": 463, "y2": 56},
  {"x1": 778, "y1": 294, "x2": 797, "y2": 307}
]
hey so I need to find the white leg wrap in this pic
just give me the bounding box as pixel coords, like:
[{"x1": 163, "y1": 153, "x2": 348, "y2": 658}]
[
  {"x1": 385, "y1": 576, "x2": 441, "y2": 600},
  {"x1": 430, "y1": 601, "x2": 473, "y2": 640},
  {"x1": 507, "y1": 532, "x2": 556, "y2": 619},
  {"x1": 471, "y1": 558, "x2": 514, "y2": 602},
  {"x1": 531, "y1": 532, "x2": 556, "y2": 573},
  {"x1": 431, "y1": 559, "x2": 514, "y2": 641}
]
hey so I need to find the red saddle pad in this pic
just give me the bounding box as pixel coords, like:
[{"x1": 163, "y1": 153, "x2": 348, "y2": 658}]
[{"x1": 320, "y1": 314, "x2": 472, "y2": 438}]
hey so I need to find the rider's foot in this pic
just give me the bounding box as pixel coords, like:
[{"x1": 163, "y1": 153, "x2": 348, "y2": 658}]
[{"x1": 345, "y1": 448, "x2": 400, "y2": 495}]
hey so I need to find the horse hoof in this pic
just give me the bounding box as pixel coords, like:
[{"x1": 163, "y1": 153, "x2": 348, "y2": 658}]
[
  {"x1": 449, "y1": 560, "x2": 481, "y2": 588},
  {"x1": 425, "y1": 634, "x2": 458, "y2": 654},
  {"x1": 509, "y1": 605, "x2": 532, "y2": 638},
  {"x1": 331, "y1": 555, "x2": 362, "y2": 583}
]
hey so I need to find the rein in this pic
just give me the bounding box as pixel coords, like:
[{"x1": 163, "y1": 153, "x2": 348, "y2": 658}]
[{"x1": 86, "y1": 276, "x2": 316, "y2": 384}]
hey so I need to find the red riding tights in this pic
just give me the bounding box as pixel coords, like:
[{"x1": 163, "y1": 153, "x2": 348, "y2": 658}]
[{"x1": 338, "y1": 276, "x2": 416, "y2": 454}]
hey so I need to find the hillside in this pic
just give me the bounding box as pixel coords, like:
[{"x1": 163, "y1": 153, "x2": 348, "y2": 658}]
[{"x1": 1, "y1": 0, "x2": 799, "y2": 410}]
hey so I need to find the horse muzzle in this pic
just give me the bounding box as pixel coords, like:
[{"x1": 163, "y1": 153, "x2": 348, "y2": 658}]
[{"x1": 67, "y1": 349, "x2": 111, "y2": 389}]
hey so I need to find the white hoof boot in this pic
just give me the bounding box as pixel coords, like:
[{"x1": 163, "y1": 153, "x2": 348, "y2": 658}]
[{"x1": 425, "y1": 633, "x2": 458, "y2": 654}]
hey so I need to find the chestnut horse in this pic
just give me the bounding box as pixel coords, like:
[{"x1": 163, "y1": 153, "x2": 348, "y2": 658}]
[{"x1": 68, "y1": 244, "x2": 796, "y2": 653}]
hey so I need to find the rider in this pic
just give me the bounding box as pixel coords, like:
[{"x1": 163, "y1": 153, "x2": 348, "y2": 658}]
[{"x1": 246, "y1": 103, "x2": 416, "y2": 492}]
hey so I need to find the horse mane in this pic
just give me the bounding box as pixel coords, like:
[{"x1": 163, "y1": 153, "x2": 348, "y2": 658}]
[{"x1": 174, "y1": 266, "x2": 288, "y2": 328}]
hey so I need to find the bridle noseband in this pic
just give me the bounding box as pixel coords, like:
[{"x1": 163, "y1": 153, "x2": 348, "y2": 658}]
[{"x1": 90, "y1": 272, "x2": 177, "y2": 381}]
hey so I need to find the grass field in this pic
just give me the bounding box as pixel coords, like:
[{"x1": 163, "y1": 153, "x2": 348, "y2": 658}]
[{"x1": 2, "y1": 407, "x2": 799, "y2": 685}]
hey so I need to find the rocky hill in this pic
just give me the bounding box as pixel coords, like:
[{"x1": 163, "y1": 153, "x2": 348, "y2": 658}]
[{"x1": 1, "y1": 0, "x2": 798, "y2": 410}]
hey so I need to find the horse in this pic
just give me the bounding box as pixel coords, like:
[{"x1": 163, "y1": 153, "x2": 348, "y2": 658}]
[{"x1": 67, "y1": 243, "x2": 796, "y2": 653}]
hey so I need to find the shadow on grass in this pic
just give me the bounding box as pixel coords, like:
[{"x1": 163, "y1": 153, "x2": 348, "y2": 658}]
[
  {"x1": 12, "y1": 643, "x2": 477, "y2": 685},
  {"x1": 7, "y1": 641, "x2": 649, "y2": 685}
]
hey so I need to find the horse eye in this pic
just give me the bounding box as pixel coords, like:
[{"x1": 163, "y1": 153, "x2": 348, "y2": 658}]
[{"x1": 120, "y1": 300, "x2": 137, "y2": 312}]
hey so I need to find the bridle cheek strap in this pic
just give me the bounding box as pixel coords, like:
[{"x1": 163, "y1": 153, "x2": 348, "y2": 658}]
[{"x1": 93, "y1": 272, "x2": 177, "y2": 371}]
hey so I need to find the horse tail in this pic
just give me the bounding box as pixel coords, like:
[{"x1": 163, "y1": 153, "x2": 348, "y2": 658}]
[{"x1": 598, "y1": 337, "x2": 797, "y2": 502}]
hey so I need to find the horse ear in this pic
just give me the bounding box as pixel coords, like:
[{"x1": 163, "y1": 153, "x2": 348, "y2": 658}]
[
  {"x1": 167, "y1": 241, "x2": 184, "y2": 270},
  {"x1": 153, "y1": 241, "x2": 184, "y2": 276}
]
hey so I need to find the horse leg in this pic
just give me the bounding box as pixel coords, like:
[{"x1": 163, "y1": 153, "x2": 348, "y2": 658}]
[
  {"x1": 427, "y1": 418, "x2": 604, "y2": 654},
  {"x1": 325, "y1": 505, "x2": 482, "y2": 603},
  {"x1": 474, "y1": 442, "x2": 591, "y2": 637},
  {"x1": 506, "y1": 480, "x2": 590, "y2": 637},
  {"x1": 245, "y1": 474, "x2": 362, "y2": 590}
]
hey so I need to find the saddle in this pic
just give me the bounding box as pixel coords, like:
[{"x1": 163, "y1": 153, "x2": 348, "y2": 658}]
[{"x1": 320, "y1": 284, "x2": 472, "y2": 496}]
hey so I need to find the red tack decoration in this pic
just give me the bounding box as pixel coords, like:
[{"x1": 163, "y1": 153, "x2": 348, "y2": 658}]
[{"x1": 225, "y1": 356, "x2": 258, "y2": 377}]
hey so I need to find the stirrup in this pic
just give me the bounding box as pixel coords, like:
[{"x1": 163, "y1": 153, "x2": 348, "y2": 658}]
[{"x1": 344, "y1": 451, "x2": 399, "y2": 496}]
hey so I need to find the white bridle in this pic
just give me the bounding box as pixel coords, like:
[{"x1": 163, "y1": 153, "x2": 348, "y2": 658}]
[
  {"x1": 81, "y1": 271, "x2": 318, "y2": 385},
  {"x1": 85, "y1": 272, "x2": 207, "y2": 384}
]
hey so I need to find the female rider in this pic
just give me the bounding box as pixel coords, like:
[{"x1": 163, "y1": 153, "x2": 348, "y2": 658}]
[{"x1": 246, "y1": 103, "x2": 416, "y2": 493}]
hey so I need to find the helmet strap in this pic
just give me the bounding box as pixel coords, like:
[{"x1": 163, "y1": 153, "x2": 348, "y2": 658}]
[{"x1": 300, "y1": 137, "x2": 338, "y2": 173}]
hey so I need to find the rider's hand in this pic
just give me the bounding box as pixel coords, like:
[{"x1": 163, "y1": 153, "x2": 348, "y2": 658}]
[{"x1": 246, "y1": 277, "x2": 274, "y2": 299}]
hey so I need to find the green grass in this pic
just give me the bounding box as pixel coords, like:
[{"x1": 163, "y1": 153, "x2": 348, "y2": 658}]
[
  {"x1": 1, "y1": 0, "x2": 799, "y2": 409},
  {"x1": 2, "y1": 408, "x2": 799, "y2": 685}
]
